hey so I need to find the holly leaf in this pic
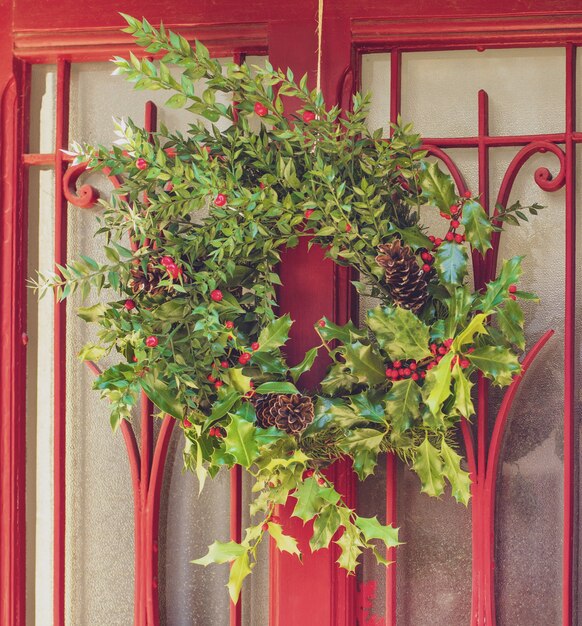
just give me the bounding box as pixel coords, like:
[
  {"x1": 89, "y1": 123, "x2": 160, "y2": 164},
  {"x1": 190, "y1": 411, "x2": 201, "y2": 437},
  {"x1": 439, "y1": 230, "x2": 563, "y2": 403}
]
[
  {"x1": 256, "y1": 314, "x2": 292, "y2": 352},
  {"x1": 254, "y1": 381, "x2": 299, "y2": 394},
  {"x1": 227, "y1": 551, "x2": 252, "y2": 604},
  {"x1": 339, "y1": 428, "x2": 384, "y2": 479},
  {"x1": 78, "y1": 343, "x2": 107, "y2": 362},
  {"x1": 204, "y1": 389, "x2": 240, "y2": 429},
  {"x1": 320, "y1": 363, "x2": 358, "y2": 395},
  {"x1": 497, "y1": 299, "x2": 525, "y2": 349},
  {"x1": 316, "y1": 318, "x2": 363, "y2": 344},
  {"x1": 453, "y1": 313, "x2": 488, "y2": 351},
  {"x1": 77, "y1": 302, "x2": 107, "y2": 322},
  {"x1": 292, "y1": 477, "x2": 326, "y2": 522},
  {"x1": 452, "y1": 363, "x2": 475, "y2": 418},
  {"x1": 342, "y1": 341, "x2": 386, "y2": 386},
  {"x1": 310, "y1": 506, "x2": 341, "y2": 552},
  {"x1": 224, "y1": 412, "x2": 259, "y2": 468},
  {"x1": 349, "y1": 389, "x2": 389, "y2": 424},
  {"x1": 140, "y1": 373, "x2": 184, "y2": 419},
  {"x1": 267, "y1": 522, "x2": 301, "y2": 557},
  {"x1": 289, "y1": 347, "x2": 319, "y2": 382},
  {"x1": 366, "y1": 305, "x2": 431, "y2": 361},
  {"x1": 461, "y1": 200, "x2": 493, "y2": 254},
  {"x1": 419, "y1": 161, "x2": 456, "y2": 213},
  {"x1": 441, "y1": 439, "x2": 472, "y2": 505},
  {"x1": 192, "y1": 540, "x2": 247, "y2": 566},
  {"x1": 385, "y1": 378, "x2": 421, "y2": 432},
  {"x1": 227, "y1": 368, "x2": 253, "y2": 393},
  {"x1": 444, "y1": 286, "x2": 474, "y2": 337},
  {"x1": 468, "y1": 345, "x2": 521, "y2": 386},
  {"x1": 435, "y1": 242, "x2": 468, "y2": 286},
  {"x1": 355, "y1": 516, "x2": 400, "y2": 548},
  {"x1": 412, "y1": 437, "x2": 445, "y2": 497},
  {"x1": 422, "y1": 352, "x2": 454, "y2": 423},
  {"x1": 251, "y1": 351, "x2": 288, "y2": 374},
  {"x1": 479, "y1": 256, "x2": 523, "y2": 313},
  {"x1": 335, "y1": 527, "x2": 364, "y2": 572}
]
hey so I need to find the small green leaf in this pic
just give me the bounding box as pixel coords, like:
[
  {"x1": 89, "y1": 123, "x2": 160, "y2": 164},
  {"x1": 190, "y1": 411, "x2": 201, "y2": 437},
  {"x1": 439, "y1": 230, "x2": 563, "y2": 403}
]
[
  {"x1": 355, "y1": 516, "x2": 400, "y2": 547},
  {"x1": 227, "y1": 551, "x2": 252, "y2": 604},
  {"x1": 435, "y1": 242, "x2": 468, "y2": 286},
  {"x1": 419, "y1": 161, "x2": 456, "y2": 213},
  {"x1": 468, "y1": 345, "x2": 521, "y2": 386},
  {"x1": 342, "y1": 341, "x2": 386, "y2": 386},
  {"x1": 386, "y1": 378, "x2": 421, "y2": 432},
  {"x1": 192, "y1": 540, "x2": 247, "y2": 566},
  {"x1": 335, "y1": 527, "x2": 363, "y2": 572},
  {"x1": 140, "y1": 373, "x2": 184, "y2": 419},
  {"x1": 267, "y1": 522, "x2": 301, "y2": 557},
  {"x1": 77, "y1": 302, "x2": 107, "y2": 322},
  {"x1": 254, "y1": 381, "x2": 300, "y2": 394},
  {"x1": 421, "y1": 352, "x2": 454, "y2": 422},
  {"x1": 78, "y1": 343, "x2": 107, "y2": 362},
  {"x1": 480, "y1": 256, "x2": 523, "y2": 313},
  {"x1": 289, "y1": 347, "x2": 319, "y2": 383},
  {"x1": 257, "y1": 315, "x2": 292, "y2": 352},
  {"x1": 224, "y1": 412, "x2": 259, "y2": 468},
  {"x1": 310, "y1": 506, "x2": 341, "y2": 552},
  {"x1": 453, "y1": 313, "x2": 487, "y2": 351},
  {"x1": 293, "y1": 477, "x2": 326, "y2": 522},
  {"x1": 452, "y1": 363, "x2": 475, "y2": 418},
  {"x1": 497, "y1": 299, "x2": 525, "y2": 350}
]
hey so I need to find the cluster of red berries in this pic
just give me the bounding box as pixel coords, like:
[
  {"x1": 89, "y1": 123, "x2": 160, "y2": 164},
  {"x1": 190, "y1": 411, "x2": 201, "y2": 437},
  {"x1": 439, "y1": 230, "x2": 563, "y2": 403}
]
[
  {"x1": 419, "y1": 249, "x2": 435, "y2": 274},
  {"x1": 160, "y1": 255, "x2": 183, "y2": 280},
  {"x1": 208, "y1": 426, "x2": 224, "y2": 438},
  {"x1": 385, "y1": 359, "x2": 426, "y2": 382},
  {"x1": 508, "y1": 284, "x2": 517, "y2": 301}
]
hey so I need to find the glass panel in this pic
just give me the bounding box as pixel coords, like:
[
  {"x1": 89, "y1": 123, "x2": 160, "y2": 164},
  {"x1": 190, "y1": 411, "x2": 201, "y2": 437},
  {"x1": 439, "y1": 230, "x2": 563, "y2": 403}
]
[
  {"x1": 27, "y1": 166, "x2": 56, "y2": 626},
  {"x1": 491, "y1": 148, "x2": 565, "y2": 625},
  {"x1": 29, "y1": 65, "x2": 56, "y2": 153},
  {"x1": 401, "y1": 48, "x2": 565, "y2": 138},
  {"x1": 361, "y1": 52, "x2": 392, "y2": 137}
]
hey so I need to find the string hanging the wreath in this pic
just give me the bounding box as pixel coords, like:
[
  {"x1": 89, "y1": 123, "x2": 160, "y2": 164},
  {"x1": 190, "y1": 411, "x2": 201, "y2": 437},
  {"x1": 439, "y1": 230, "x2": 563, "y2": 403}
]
[{"x1": 32, "y1": 14, "x2": 546, "y2": 602}]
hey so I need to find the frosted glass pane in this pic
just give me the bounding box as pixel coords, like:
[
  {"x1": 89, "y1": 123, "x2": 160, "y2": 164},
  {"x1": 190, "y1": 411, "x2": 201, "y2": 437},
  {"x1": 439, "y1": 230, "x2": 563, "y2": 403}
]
[
  {"x1": 361, "y1": 53, "x2": 391, "y2": 136},
  {"x1": 401, "y1": 48, "x2": 565, "y2": 137},
  {"x1": 69, "y1": 60, "x2": 232, "y2": 147},
  {"x1": 27, "y1": 167, "x2": 56, "y2": 626},
  {"x1": 396, "y1": 457, "x2": 472, "y2": 625},
  {"x1": 65, "y1": 194, "x2": 135, "y2": 626},
  {"x1": 29, "y1": 65, "x2": 56, "y2": 153},
  {"x1": 491, "y1": 147, "x2": 565, "y2": 625},
  {"x1": 161, "y1": 431, "x2": 231, "y2": 625}
]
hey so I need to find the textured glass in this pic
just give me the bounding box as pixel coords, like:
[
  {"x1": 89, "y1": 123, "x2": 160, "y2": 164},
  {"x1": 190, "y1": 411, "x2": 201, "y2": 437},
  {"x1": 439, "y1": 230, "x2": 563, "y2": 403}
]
[
  {"x1": 361, "y1": 53, "x2": 392, "y2": 137},
  {"x1": 401, "y1": 48, "x2": 565, "y2": 138},
  {"x1": 29, "y1": 65, "x2": 56, "y2": 153},
  {"x1": 65, "y1": 195, "x2": 135, "y2": 626},
  {"x1": 26, "y1": 167, "x2": 56, "y2": 625},
  {"x1": 491, "y1": 148, "x2": 565, "y2": 625}
]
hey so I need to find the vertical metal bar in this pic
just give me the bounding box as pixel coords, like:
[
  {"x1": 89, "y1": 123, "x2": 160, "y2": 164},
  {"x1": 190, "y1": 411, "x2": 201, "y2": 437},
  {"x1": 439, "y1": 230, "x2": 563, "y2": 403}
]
[
  {"x1": 562, "y1": 42, "x2": 576, "y2": 626},
  {"x1": 230, "y1": 466, "x2": 242, "y2": 626},
  {"x1": 53, "y1": 58, "x2": 70, "y2": 626}
]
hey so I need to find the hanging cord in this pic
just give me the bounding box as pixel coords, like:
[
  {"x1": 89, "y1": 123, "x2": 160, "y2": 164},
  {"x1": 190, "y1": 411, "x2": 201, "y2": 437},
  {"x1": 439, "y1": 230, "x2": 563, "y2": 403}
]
[{"x1": 316, "y1": 0, "x2": 324, "y2": 93}]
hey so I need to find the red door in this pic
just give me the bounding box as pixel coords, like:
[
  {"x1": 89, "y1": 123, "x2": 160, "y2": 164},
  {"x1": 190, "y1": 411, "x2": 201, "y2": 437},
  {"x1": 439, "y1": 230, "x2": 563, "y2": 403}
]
[{"x1": 1, "y1": 2, "x2": 581, "y2": 625}]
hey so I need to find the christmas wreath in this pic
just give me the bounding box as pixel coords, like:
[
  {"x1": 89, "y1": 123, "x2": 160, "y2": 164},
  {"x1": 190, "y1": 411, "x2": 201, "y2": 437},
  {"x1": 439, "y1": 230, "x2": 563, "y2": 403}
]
[{"x1": 34, "y1": 15, "x2": 543, "y2": 602}]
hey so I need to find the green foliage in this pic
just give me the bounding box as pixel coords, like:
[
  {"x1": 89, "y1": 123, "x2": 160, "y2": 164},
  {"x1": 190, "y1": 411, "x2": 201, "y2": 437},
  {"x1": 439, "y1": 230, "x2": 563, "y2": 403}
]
[{"x1": 29, "y1": 14, "x2": 546, "y2": 601}]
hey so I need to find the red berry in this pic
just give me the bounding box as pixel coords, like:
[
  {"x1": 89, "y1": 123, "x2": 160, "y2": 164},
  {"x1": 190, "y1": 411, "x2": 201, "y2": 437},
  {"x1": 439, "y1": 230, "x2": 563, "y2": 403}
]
[
  {"x1": 304, "y1": 469, "x2": 315, "y2": 479},
  {"x1": 303, "y1": 111, "x2": 316, "y2": 123},
  {"x1": 385, "y1": 368, "x2": 393, "y2": 377},
  {"x1": 403, "y1": 368, "x2": 411, "y2": 376},
  {"x1": 438, "y1": 346, "x2": 447, "y2": 355},
  {"x1": 391, "y1": 370, "x2": 399, "y2": 380},
  {"x1": 136, "y1": 158, "x2": 148, "y2": 170},
  {"x1": 124, "y1": 299, "x2": 136, "y2": 310},
  {"x1": 455, "y1": 233, "x2": 465, "y2": 244},
  {"x1": 461, "y1": 359, "x2": 471, "y2": 368},
  {"x1": 451, "y1": 220, "x2": 460, "y2": 228},
  {"x1": 425, "y1": 253, "x2": 434, "y2": 263},
  {"x1": 221, "y1": 361, "x2": 229, "y2": 368},
  {"x1": 430, "y1": 343, "x2": 437, "y2": 354},
  {"x1": 436, "y1": 355, "x2": 443, "y2": 363},
  {"x1": 509, "y1": 294, "x2": 517, "y2": 301},
  {"x1": 508, "y1": 284, "x2": 517, "y2": 293},
  {"x1": 238, "y1": 353, "x2": 251, "y2": 364},
  {"x1": 184, "y1": 418, "x2": 192, "y2": 429},
  {"x1": 317, "y1": 319, "x2": 326, "y2": 328},
  {"x1": 463, "y1": 190, "x2": 472, "y2": 198},
  {"x1": 345, "y1": 223, "x2": 352, "y2": 233},
  {"x1": 393, "y1": 360, "x2": 401, "y2": 368},
  {"x1": 435, "y1": 237, "x2": 443, "y2": 246},
  {"x1": 207, "y1": 374, "x2": 216, "y2": 383},
  {"x1": 165, "y1": 147, "x2": 177, "y2": 158},
  {"x1": 210, "y1": 289, "x2": 223, "y2": 302},
  {"x1": 214, "y1": 380, "x2": 223, "y2": 389},
  {"x1": 225, "y1": 320, "x2": 234, "y2": 329},
  {"x1": 161, "y1": 256, "x2": 174, "y2": 267},
  {"x1": 251, "y1": 342, "x2": 260, "y2": 351},
  {"x1": 444, "y1": 338, "x2": 454, "y2": 347},
  {"x1": 317, "y1": 477, "x2": 325, "y2": 486},
  {"x1": 440, "y1": 212, "x2": 451, "y2": 220},
  {"x1": 450, "y1": 206, "x2": 459, "y2": 215},
  {"x1": 214, "y1": 194, "x2": 227, "y2": 207},
  {"x1": 428, "y1": 235, "x2": 436, "y2": 243},
  {"x1": 209, "y1": 427, "x2": 216, "y2": 437},
  {"x1": 164, "y1": 182, "x2": 174, "y2": 192},
  {"x1": 427, "y1": 362, "x2": 435, "y2": 370},
  {"x1": 132, "y1": 356, "x2": 138, "y2": 362},
  {"x1": 166, "y1": 264, "x2": 182, "y2": 279},
  {"x1": 398, "y1": 368, "x2": 405, "y2": 376},
  {"x1": 254, "y1": 102, "x2": 268, "y2": 117},
  {"x1": 445, "y1": 232, "x2": 454, "y2": 242},
  {"x1": 305, "y1": 209, "x2": 314, "y2": 219},
  {"x1": 467, "y1": 347, "x2": 475, "y2": 353},
  {"x1": 422, "y1": 264, "x2": 431, "y2": 273},
  {"x1": 409, "y1": 361, "x2": 417, "y2": 371},
  {"x1": 451, "y1": 355, "x2": 458, "y2": 367},
  {"x1": 259, "y1": 182, "x2": 266, "y2": 190},
  {"x1": 411, "y1": 372, "x2": 419, "y2": 381},
  {"x1": 146, "y1": 336, "x2": 158, "y2": 348},
  {"x1": 421, "y1": 371, "x2": 427, "y2": 378}
]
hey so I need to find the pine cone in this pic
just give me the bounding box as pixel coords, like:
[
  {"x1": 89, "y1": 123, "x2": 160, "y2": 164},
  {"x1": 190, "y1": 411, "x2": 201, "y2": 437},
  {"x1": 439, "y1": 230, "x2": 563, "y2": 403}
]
[
  {"x1": 375, "y1": 239, "x2": 428, "y2": 313},
  {"x1": 252, "y1": 393, "x2": 315, "y2": 435},
  {"x1": 129, "y1": 261, "x2": 171, "y2": 296}
]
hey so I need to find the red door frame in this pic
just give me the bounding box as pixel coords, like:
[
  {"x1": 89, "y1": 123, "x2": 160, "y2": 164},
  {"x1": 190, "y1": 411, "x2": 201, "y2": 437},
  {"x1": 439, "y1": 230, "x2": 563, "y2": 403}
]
[{"x1": 2, "y1": 3, "x2": 582, "y2": 626}]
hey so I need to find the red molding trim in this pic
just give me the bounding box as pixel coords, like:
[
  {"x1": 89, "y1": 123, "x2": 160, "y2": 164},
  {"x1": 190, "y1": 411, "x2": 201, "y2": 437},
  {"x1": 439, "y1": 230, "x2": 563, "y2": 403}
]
[
  {"x1": 13, "y1": 23, "x2": 268, "y2": 63},
  {"x1": 0, "y1": 70, "x2": 27, "y2": 626},
  {"x1": 352, "y1": 12, "x2": 582, "y2": 48}
]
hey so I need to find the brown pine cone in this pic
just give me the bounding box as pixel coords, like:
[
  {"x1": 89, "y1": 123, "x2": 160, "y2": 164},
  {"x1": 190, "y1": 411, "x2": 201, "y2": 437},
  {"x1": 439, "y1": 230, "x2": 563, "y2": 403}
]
[
  {"x1": 252, "y1": 393, "x2": 315, "y2": 435},
  {"x1": 375, "y1": 239, "x2": 428, "y2": 313}
]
